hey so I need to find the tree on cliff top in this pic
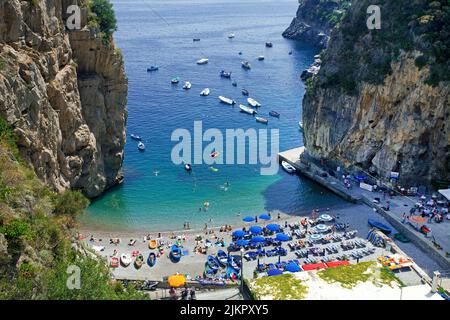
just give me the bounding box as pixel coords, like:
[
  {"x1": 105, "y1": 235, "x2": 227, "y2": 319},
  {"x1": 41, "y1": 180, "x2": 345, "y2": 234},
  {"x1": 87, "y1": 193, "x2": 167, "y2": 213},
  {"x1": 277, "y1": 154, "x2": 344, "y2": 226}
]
[{"x1": 87, "y1": 0, "x2": 117, "y2": 42}]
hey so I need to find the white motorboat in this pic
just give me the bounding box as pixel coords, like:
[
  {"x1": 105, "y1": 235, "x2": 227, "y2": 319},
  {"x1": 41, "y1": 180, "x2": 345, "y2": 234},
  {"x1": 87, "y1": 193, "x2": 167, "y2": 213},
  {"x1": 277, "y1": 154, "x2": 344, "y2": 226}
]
[
  {"x1": 138, "y1": 142, "x2": 145, "y2": 151},
  {"x1": 241, "y1": 60, "x2": 251, "y2": 69},
  {"x1": 255, "y1": 116, "x2": 268, "y2": 124},
  {"x1": 228, "y1": 33, "x2": 235, "y2": 39},
  {"x1": 120, "y1": 253, "x2": 132, "y2": 267},
  {"x1": 219, "y1": 96, "x2": 236, "y2": 105},
  {"x1": 281, "y1": 161, "x2": 296, "y2": 174},
  {"x1": 247, "y1": 98, "x2": 261, "y2": 107},
  {"x1": 298, "y1": 121, "x2": 303, "y2": 130},
  {"x1": 183, "y1": 81, "x2": 192, "y2": 90},
  {"x1": 200, "y1": 88, "x2": 210, "y2": 96},
  {"x1": 197, "y1": 58, "x2": 209, "y2": 65},
  {"x1": 239, "y1": 104, "x2": 257, "y2": 115}
]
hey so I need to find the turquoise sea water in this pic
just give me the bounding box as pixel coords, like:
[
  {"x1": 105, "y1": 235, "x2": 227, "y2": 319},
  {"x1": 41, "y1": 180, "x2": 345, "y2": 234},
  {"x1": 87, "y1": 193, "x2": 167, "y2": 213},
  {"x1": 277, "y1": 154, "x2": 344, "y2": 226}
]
[{"x1": 80, "y1": 0, "x2": 348, "y2": 232}]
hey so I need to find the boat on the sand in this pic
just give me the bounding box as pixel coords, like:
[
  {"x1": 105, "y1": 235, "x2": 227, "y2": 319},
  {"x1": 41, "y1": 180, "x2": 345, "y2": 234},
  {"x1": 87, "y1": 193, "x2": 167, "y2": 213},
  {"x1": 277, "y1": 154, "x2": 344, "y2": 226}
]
[
  {"x1": 147, "y1": 252, "x2": 157, "y2": 267},
  {"x1": 120, "y1": 253, "x2": 132, "y2": 267},
  {"x1": 134, "y1": 254, "x2": 144, "y2": 269},
  {"x1": 216, "y1": 250, "x2": 228, "y2": 267},
  {"x1": 368, "y1": 219, "x2": 392, "y2": 234},
  {"x1": 148, "y1": 239, "x2": 157, "y2": 249},
  {"x1": 170, "y1": 245, "x2": 182, "y2": 263}
]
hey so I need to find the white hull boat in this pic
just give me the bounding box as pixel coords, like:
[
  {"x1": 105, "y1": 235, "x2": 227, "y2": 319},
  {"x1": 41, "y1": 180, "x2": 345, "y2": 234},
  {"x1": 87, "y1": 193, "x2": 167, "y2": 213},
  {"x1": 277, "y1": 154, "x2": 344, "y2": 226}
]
[
  {"x1": 200, "y1": 88, "x2": 210, "y2": 96},
  {"x1": 228, "y1": 33, "x2": 235, "y2": 39},
  {"x1": 138, "y1": 142, "x2": 145, "y2": 151},
  {"x1": 247, "y1": 98, "x2": 261, "y2": 107},
  {"x1": 239, "y1": 104, "x2": 257, "y2": 115},
  {"x1": 219, "y1": 96, "x2": 235, "y2": 105},
  {"x1": 120, "y1": 254, "x2": 132, "y2": 267},
  {"x1": 183, "y1": 81, "x2": 192, "y2": 90},
  {"x1": 255, "y1": 116, "x2": 268, "y2": 124},
  {"x1": 281, "y1": 161, "x2": 296, "y2": 174},
  {"x1": 197, "y1": 58, "x2": 209, "y2": 65},
  {"x1": 298, "y1": 121, "x2": 303, "y2": 130}
]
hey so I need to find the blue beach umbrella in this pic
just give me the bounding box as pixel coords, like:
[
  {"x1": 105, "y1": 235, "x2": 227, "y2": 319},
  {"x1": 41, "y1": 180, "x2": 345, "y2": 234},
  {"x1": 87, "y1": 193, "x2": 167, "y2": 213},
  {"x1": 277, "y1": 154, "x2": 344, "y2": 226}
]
[
  {"x1": 267, "y1": 269, "x2": 283, "y2": 276},
  {"x1": 232, "y1": 230, "x2": 245, "y2": 238},
  {"x1": 259, "y1": 214, "x2": 271, "y2": 220},
  {"x1": 249, "y1": 226, "x2": 263, "y2": 234},
  {"x1": 250, "y1": 236, "x2": 265, "y2": 243},
  {"x1": 243, "y1": 216, "x2": 255, "y2": 223},
  {"x1": 236, "y1": 239, "x2": 249, "y2": 247},
  {"x1": 266, "y1": 224, "x2": 280, "y2": 232},
  {"x1": 285, "y1": 262, "x2": 301, "y2": 273},
  {"x1": 275, "y1": 233, "x2": 290, "y2": 242}
]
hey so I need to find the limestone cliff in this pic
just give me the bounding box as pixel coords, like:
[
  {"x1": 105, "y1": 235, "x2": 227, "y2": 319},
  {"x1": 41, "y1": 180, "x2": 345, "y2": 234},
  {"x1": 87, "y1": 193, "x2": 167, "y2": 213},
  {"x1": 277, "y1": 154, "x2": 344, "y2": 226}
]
[
  {"x1": 301, "y1": 0, "x2": 450, "y2": 188},
  {"x1": 0, "y1": 0, "x2": 127, "y2": 198},
  {"x1": 282, "y1": 0, "x2": 351, "y2": 48}
]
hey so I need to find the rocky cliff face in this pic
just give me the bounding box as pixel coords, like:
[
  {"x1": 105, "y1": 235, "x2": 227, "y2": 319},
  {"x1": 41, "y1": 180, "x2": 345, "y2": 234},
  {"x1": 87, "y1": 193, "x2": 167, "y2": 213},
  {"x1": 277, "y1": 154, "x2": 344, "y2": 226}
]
[
  {"x1": 0, "y1": 0, "x2": 127, "y2": 198},
  {"x1": 282, "y1": 0, "x2": 351, "y2": 48},
  {"x1": 301, "y1": 0, "x2": 450, "y2": 188}
]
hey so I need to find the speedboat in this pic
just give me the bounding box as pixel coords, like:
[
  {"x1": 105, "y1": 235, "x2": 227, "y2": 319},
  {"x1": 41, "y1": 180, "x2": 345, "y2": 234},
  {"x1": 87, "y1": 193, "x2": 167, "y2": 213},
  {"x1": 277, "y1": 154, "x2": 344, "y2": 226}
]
[
  {"x1": 184, "y1": 163, "x2": 192, "y2": 171},
  {"x1": 120, "y1": 253, "x2": 132, "y2": 267},
  {"x1": 241, "y1": 60, "x2": 251, "y2": 69},
  {"x1": 131, "y1": 134, "x2": 142, "y2": 141},
  {"x1": 265, "y1": 42, "x2": 273, "y2": 47},
  {"x1": 228, "y1": 33, "x2": 235, "y2": 39},
  {"x1": 169, "y1": 245, "x2": 182, "y2": 263},
  {"x1": 147, "y1": 252, "x2": 157, "y2": 267},
  {"x1": 171, "y1": 76, "x2": 180, "y2": 84},
  {"x1": 298, "y1": 121, "x2": 303, "y2": 130},
  {"x1": 247, "y1": 97, "x2": 261, "y2": 107},
  {"x1": 281, "y1": 161, "x2": 296, "y2": 174},
  {"x1": 134, "y1": 254, "x2": 144, "y2": 269},
  {"x1": 147, "y1": 66, "x2": 159, "y2": 72},
  {"x1": 138, "y1": 142, "x2": 145, "y2": 151},
  {"x1": 196, "y1": 58, "x2": 209, "y2": 65},
  {"x1": 220, "y1": 70, "x2": 232, "y2": 78},
  {"x1": 200, "y1": 88, "x2": 210, "y2": 96},
  {"x1": 241, "y1": 88, "x2": 249, "y2": 96},
  {"x1": 258, "y1": 56, "x2": 265, "y2": 61},
  {"x1": 368, "y1": 219, "x2": 392, "y2": 234},
  {"x1": 183, "y1": 81, "x2": 192, "y2": 90},
  {"x1": 255, "y1": 116, "x2": 268, "y2": 124},
  {"x1": 216, "y1": 250, "x2": 228, "y2": 267},
  {"x1": 269, "y1": 111, "x2": 280, "y2": 118},
  {"x1": 239, "y1": 104, "x2": 257, "y2": 115},
  {"x1": 219, "y1": 96, "x2": 236, "y2": 105}
]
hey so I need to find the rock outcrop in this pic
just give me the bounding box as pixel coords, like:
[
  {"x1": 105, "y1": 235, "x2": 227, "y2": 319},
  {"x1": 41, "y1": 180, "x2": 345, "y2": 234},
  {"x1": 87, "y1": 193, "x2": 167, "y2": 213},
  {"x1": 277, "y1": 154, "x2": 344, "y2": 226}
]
[
  {"x1": 0, "y1": 0, "x2": 127, "y2": 197},
  {"x1": 282, "y1": 0, "x2": 350, "y2": 48},
  {"x1": 300, "y1": 0, "x2": 450, "y2": 188}
]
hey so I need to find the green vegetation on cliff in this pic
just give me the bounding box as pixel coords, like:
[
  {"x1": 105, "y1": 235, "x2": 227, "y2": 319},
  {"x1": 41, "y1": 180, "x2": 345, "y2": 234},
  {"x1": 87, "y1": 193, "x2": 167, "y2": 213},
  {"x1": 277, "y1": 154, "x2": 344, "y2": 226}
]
[
  {"x1": 0, "y1": 119, "x2": 146, "y2": 300},
  {"x1": 314, "y1": 0, "x2": 450, "y2": 95},
  {"x1": 85, "y1": 0, "x2": 118, "y2": 43}
]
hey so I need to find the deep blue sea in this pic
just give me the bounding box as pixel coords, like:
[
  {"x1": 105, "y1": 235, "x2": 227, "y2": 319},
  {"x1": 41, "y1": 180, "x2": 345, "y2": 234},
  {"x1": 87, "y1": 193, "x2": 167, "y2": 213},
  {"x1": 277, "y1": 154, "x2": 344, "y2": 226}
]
[{"x1": 80, "y1": 0, "x2": 348, "y2": 232}]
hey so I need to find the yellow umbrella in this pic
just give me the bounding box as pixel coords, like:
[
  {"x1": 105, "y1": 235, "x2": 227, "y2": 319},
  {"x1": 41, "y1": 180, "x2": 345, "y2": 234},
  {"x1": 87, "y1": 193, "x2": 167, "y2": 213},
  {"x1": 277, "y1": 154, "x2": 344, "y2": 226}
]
[{"x1": 168, "y1": 274, "x2": 186, "y2": 287}]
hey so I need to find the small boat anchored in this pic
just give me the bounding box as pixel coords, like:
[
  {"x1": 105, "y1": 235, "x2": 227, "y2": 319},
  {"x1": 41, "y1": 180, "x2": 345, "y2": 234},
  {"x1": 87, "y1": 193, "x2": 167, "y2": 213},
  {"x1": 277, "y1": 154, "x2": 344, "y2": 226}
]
[
  {"x1": 220, "y1": 70, "x2": 232, "y2": 78},
  {"x1": 193, "y1": 38, "x2": 200, "y2": 42},
  {"x1": 131, "y1": 134, "x2": 142, "y2": 141},
  {"x1": 147, "y1": 66, "x2": 159, "y2": 72},
  {"x1": 241, "y1": 60, "x2": 251, "y2": 70},
  {"x1": 298, "y1": 121, "x2": 303, "y2": 130},
  {"x1": 255, "y1": 116, "x2": 268, "y2": 124},
  {"x1": 196, "y1": 58, "x2": 209, "y2": 65},
  {"x1": 239, "y1": 104, "x2": 257, "y2": 115},
  {"x1": 258, "y1": 56, "x2": 265, "y2": 61},
  {"x1": 183, "y1": 81, "x2": 192, "y2": 90},
  {"x1": 269, "y1": 111, "x2": 280, "y2": 118},
  {"x1": 171, "y1": 76, "x2": 180, "y2": 84},
  {"x1": 241, "y1": 88, "x2": 249, "y2": 96},
  {"x1": 265, "y1": 42, "x2": 273, "y2": 48},
  {"x1": 138, "y1": 142, "x2": 145, "y2": 151},
  {"x1": 184, "y1": 163, "x2": 192, "y2": 172},
  {"x1": 227, "y1": 33, "x2": 235, "y2": 39},
  {"x1": 232, "y1": 81, "x2": 237, "y2": 87},
  {"x1": 219, "y1": 96, "x2": 236, "y2": 105},
  {"x1": 200, "y1": 88, "x2": 210, "y2": 96},
  {"x1": 247, "y1": 98, "x2": 261, "y2": 107},
  {"x1": 281, "y1": 161, "x2": 296, "y2": 173}
]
